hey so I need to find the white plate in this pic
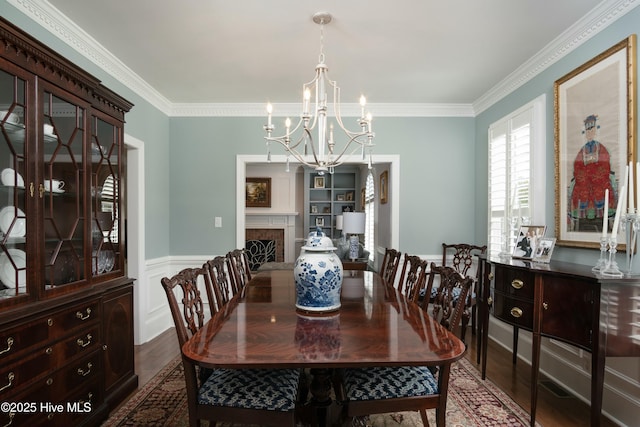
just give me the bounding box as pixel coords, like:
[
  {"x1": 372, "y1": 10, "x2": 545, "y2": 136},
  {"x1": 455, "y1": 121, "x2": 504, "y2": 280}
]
[
  {"x1": 0, "y1": 206, "x2": 26, "y2": 238},
  {"x1": 0, "y1": 249, "x2": 26, "y2": 289},
  {"x1": 1, "y1": 168, "x2": 24, "y2": 188}
]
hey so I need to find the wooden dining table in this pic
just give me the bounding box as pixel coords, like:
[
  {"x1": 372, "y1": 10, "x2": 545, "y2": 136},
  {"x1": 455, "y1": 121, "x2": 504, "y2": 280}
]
[{"x1": 182, "y1": 269, "x2": 466, "y2": 426}]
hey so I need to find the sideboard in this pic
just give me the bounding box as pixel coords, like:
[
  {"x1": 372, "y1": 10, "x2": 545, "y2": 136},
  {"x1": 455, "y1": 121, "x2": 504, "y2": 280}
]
[{"x1": 477, "y1": 255, "x2": 640, "y2": 427}]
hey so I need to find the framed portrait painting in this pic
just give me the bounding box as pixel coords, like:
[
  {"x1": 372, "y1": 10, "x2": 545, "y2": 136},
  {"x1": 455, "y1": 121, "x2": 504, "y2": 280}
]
[
  {"x1": 245, "y1": 177, "x2": 271, "y2": 208},
  {"x1": 380, "y1": 170, "x2": 388, "y2": 204},
  {"x1": 554, "y1": 35, "x2": 636, "y2": 248}
]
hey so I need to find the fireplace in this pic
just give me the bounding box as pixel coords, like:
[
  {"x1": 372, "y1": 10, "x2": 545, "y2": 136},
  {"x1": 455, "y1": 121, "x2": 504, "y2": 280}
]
[{"x1": 245, "y1": 229, "x2": 284, "y2": 271}]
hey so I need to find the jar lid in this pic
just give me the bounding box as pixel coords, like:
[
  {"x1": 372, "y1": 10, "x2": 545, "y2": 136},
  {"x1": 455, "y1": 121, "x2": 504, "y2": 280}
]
[{"x1": 302, "y1": 227, "x2": 336, "y2": 251}]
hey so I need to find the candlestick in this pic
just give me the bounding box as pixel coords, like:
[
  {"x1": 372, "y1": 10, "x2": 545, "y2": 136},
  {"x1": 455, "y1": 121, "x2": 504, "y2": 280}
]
[
  {"x1": 630, "y1": 161, "x2": 635, "y2": 212},
  {"x1": 602, "y1": 188, "x2": 609, "y2": 238},
  {"x1": 612, "y1": 184, "x2": 626, "y2": 237}
]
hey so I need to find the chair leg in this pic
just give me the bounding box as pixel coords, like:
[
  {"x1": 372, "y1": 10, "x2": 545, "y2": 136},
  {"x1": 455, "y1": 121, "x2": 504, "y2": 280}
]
[
  {"x1": 471, "y1": 304, "x2": 477, "y2": 335},
  {"x1": 419, "y1": 409, "x2": 430, "y2": 427}
]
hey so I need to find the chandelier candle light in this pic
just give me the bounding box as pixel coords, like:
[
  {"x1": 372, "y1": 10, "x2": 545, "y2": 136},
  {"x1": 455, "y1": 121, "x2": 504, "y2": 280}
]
[{"x1": 264, "y1": 12, "x2": 375, "y2": 174}]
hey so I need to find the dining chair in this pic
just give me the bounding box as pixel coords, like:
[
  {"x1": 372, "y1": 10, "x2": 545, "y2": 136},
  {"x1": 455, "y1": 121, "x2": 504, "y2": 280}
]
[
  {"x1": 396, "y1": 254, "x2": 429, "y2": 301},
  {"x1": 226, "y1": 248, "x2": 252, "y2": 296},
  {"x1": 379, "y1": 248, "x2": 402, "y2": 287},
  {"x1": 441, "y1": 243, "x2": 487, "y2": 341},
  {"x1": 161, "y1": 267, "x2": 302, "y2": 427},
  {"x1": 336, "y1": 263, "x2": 473, "y2": 427},
  {"x1": 203, "y1": 256, "x2": 233, "y2": 316}
]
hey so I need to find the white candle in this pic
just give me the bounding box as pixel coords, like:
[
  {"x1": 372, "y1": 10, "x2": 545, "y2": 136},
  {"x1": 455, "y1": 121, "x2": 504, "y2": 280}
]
[
  {"x1": 629, "y1": 161, "x2": 635, "y2": 213},
  {"x1": 602, "y1": 188, "x2": 609, "y2": 238},
  {"x1": 612, "y1": 184, "x2": 626, "y2": 237}
]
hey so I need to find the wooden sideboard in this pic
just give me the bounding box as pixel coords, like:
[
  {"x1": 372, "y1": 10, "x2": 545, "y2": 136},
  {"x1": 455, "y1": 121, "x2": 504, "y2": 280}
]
[{"x1": 477, "y1": 255, "x2": 640, "y2": 427}]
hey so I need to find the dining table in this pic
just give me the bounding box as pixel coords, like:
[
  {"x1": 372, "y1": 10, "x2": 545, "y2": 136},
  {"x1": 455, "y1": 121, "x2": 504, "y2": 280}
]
[{"x1": 182, "y1": 268, "x2": 467, "y2": 426}]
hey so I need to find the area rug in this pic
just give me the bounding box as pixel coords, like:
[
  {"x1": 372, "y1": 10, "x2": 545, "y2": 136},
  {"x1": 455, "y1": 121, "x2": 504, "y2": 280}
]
[{"x1": 103, "y1": 357, "x2": 536, "y2": 427}]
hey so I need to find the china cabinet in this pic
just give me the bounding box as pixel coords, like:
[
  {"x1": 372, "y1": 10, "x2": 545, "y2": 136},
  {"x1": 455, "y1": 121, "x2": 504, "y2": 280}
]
[
  {"x1": 304, "y1": 167, "x2": 360, "y2": 239},
  {"x1": 0, "y1": 17, "x2": 135, "y2": 426}
]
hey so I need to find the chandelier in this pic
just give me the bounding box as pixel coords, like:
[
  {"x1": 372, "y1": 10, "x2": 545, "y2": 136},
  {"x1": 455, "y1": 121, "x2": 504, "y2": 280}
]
[{"x1": 264, "y1": 12, "x2": 375, "y2": 175}]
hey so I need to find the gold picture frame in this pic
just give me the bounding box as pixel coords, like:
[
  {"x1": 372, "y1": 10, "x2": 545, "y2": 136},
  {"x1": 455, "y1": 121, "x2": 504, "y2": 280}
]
[
  {"x1": 245, "y1": 177, "x2": 271, "y2": 208},
  {"x1": 554, "y1": 35, "x2": 636, "y2": 248},
  {"x1": 380, "y1": 170, "x2": 388, "y2": 204}
]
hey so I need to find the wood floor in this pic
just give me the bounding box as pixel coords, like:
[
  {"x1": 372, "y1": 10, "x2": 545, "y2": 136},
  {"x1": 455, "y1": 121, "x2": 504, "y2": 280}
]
[{"x1": 130, "y1": 327, "x2": 618, "y2": 427}]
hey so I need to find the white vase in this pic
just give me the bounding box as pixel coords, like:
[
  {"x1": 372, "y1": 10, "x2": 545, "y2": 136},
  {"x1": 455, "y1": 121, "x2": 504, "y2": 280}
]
[{"x1": 294, "y1": 228, "x2": 343, "y2": 312}]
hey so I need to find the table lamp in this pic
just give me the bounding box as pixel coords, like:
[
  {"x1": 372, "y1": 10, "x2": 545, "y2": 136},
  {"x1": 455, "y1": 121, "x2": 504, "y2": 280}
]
[{"x1": 343, "y1": 212, "x2": 366, "y2": 261}]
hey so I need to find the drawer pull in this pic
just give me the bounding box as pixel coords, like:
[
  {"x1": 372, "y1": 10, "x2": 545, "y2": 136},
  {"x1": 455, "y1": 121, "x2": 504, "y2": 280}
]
[
  {"x1": 45, "y1": 347, "x2": 53, "y2": 355},
  {"x1": 487, "y1": 296, "x2": 493, "y2": 306},
  {"x1": 510, "y1": 307, "x2": 523, "y2": 318},
  {"x1": 0, "y1": 337, "x2": 14, "y2": 355},
  {"x1": 543, "y1": 302, "x2": 549, "y2": 310},
  {"x1": 488, "y1": 272, "x2": 494, "y2": 280},
  {"x1": 76, "y1": 308, "x2": 92, "y2": 321},
  {"x1": 0, "y1": 373, "x2": 14, "y2": 392},
  {"x1": 511, "y1": 279, "x2": 524, "y2": 289},
  {"x1": 46, "y1": 377, "x2": 53, "y2": 386},
  {"x1": 77, "y1": 362, "x2": 93, "y2": 377},
  {"x1": 2, "y1": 411, "x2": 14, "y2": 427},
  {"x1": 77, "y1": 334, "x2": 93, "y2": 348}
]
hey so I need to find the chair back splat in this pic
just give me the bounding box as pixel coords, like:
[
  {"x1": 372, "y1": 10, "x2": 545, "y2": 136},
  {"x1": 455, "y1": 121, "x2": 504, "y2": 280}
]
[
  {"x1": 226, "y1": 249, "x2": 252, "y2": 295},
  {"x1": 379, "y1": 248, "x2": 402, "y2": 287},
  {"x1": 396, "y1": 255, "x2": 429, "y2": 302},
  {"x1": 161, "y1": 267, "x2": 300, "y2": 427},
  {"x1": 441, "y1": 243, "x2": 487, "y2": 341}
]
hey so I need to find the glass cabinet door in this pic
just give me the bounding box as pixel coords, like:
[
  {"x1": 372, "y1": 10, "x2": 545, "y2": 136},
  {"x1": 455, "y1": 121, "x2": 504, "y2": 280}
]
[
  {"x1": 91, "y1": 115, "x2": 121, "y2": 277},
  {"x1": 42, "y1": 89, "x2": 87, "y2": 289},
  {"x1": 0, "y1": 68, "x2": 28, "y2": 300}
]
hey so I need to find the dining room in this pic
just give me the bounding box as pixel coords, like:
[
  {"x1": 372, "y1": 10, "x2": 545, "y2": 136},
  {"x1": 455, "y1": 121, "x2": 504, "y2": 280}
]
[{"x1": 1, "y1": 1, "x2": 640, "y2": 426}]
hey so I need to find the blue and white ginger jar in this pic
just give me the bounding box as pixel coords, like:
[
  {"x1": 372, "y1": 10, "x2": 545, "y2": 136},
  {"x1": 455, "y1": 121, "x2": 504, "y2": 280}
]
[{"x1": 294, "y1": 228, "x2": 343, "y2": 312}]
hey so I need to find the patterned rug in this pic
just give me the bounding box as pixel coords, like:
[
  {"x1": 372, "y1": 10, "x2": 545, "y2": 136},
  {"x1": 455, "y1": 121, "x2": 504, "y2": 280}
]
[{"x1": 103, "y1": 357, "x2": 536, "y2": 427}]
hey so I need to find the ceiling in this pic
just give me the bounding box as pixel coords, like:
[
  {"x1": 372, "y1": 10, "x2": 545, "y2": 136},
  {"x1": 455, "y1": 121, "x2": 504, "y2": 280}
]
[{"x1": 45, "y1": 0, "x2": 608, "y2": 109}]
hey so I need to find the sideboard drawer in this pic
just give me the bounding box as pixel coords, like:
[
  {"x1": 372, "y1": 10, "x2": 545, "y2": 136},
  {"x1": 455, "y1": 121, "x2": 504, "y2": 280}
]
[
  {"x1": 492, "y1": 293, "x2": 534, "y2": 329},
  {"x1": 493, "y1": 265, "x2": 535, "y2": 299}
]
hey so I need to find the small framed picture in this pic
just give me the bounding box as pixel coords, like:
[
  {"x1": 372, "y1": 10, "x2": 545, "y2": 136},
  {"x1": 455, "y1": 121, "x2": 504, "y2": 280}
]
[
  {"x1": 245, "y1": 177, "x2": 271, "y2": 208},
  {"x1": 337, "y1": 194, "x2": 345, "y2": 201},
  {"x1": 314, "y1": 176, "x2": 325, "y2": 188},
  {"x1": 512, "y1": 225, "x2": 546, "y2": 259},
  {"x1": 533, "y1": 238, "x2": 557, "y2": 263},
  {"x1": 346, "y1": 191, "x2": 354, "y2": 201},
  {"x1": 380, "y1": 170, "x2": 388, "y2": 204},
  {"x1": 311, "y1": 205, "x2": 318, "y2": 213},
  {"x1": 315, "y1": 217, "x2": 324, "y2": 227},
  {"x1": 323, "y1": 207, "x2": 331, "y2": 213}
]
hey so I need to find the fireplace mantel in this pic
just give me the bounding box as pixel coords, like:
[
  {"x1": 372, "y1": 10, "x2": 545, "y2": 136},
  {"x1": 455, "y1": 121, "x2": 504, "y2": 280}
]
[{"x1": 245, "y1": 212, "x2": 298, "y2": 263}]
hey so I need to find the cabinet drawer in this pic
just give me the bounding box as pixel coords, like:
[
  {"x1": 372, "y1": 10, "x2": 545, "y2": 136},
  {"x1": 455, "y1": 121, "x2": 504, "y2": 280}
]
[
  {"x1": 492, "y1": 292, "x2": 534, "y2": 329},
  {"x1": 0, "y1": 299, "x2": 100, "y2": 365},
  {"x1": 493, "y1": 265, "x2": 534, "y2": 299}
]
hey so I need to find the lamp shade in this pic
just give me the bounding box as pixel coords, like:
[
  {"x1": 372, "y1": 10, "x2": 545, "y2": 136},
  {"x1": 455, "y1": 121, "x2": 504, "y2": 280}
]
[
  {"x1": 336, "y1": 215, "x2": 343, "y2": 230},
  {"x1": 343, "y1": 212, "x2": 365, "y2": 234}
]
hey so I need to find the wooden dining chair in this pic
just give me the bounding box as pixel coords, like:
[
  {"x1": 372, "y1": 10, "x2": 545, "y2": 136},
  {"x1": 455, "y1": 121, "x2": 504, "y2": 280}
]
[
  {"x1": 441, "y1": 243, "x2": 487, "y2": 341},
  {"x1": 336, "y1": 263, "x2": 473, "y2": 427},
  {"x1": 396, "y1": 254, "x2": 429, "y2": 301},
  {"x1": 226, "y1": 248, "x2": 252, "y2": 295},
  {"x1": 203, "y1": 256, "x2": 233, "y2": 316},
  {"x1": 161, "y1": 267, "x2": 302, "y2": 427},
  {"x1": 379, "y1": 248, "x2": 402, "y2": 287}
]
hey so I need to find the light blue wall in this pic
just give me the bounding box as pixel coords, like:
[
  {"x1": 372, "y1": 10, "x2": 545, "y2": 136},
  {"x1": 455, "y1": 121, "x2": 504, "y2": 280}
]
[
  {"x1": 168, "y1": 116, "x2": 475, "y2": 255},
  {"x1": 474, "y1": 6, "x2": 640, "y2": 264}
]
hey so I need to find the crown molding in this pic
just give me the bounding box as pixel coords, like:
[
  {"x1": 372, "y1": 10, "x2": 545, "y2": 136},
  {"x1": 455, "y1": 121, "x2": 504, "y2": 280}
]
[
  {"x1": 473, "y1": 0, "x2": 640, "y2": 114},
  {"x1": 9, "y1": 0, "x2": 638, "y2": 118}
]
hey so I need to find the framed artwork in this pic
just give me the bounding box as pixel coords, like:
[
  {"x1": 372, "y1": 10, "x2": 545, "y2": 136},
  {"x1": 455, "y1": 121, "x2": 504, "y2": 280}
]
[
  {"x1": 314, "y1": 176, "x2": 325, "y2": 188},
  {"x1": 311, "y1": 205, "x2": 318, "y2": 213},
  {"x1": 512, "y1": 225, "x2": 546, "y2": 259},
  {"x1": 554, "y1": 35, "x2": 636, "y2": 248},
  {"x1": 245, "y1": 177, "x2": 271, "y2": 208},
  {"x1": 315, "y1": 217, "x2": 324, "y2": 227},
  {"x1": 337, "y1": 194, "x2": 345, "y2": 201},
  {"x1": 533, "y1": 237, "x2": 557, "y2": 263},
  {"x1": 380, "y1": 170, "x2": 388, "y2": 204},
  {"x1": 345, "y1": 191, "x2": 354, "y2": 201},
  {"x1": 323, "y1": 207, "x2": 331, "y2": 213}
]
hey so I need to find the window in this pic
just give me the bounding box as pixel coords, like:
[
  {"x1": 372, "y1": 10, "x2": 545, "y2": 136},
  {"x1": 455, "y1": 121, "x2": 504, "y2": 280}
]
[
  {"x1": 488, "y1": 95, "x2": 546, "y2": 256},
  {"x1": 364, "y1": 171, "x2": 375, "y2": 262}
]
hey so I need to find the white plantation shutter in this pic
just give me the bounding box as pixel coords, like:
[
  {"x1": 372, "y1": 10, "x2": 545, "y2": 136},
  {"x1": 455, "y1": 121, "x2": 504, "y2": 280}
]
[
  {"x1": 488, "y1": 95, "x2": 546, "y2": 256},
  {"x1": 364, "y1": 171, "x2": 375, "y2": 262}
]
